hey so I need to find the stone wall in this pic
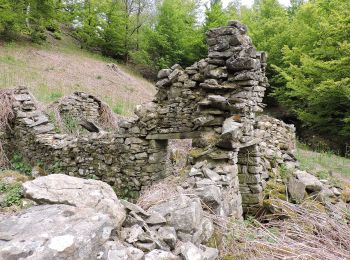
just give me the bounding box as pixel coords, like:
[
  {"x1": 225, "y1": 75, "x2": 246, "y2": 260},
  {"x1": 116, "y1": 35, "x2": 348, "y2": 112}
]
[
  {"x1": 56, "y1": 91, "x2": 101, "y2": 123},
  {"x1": 3, "y1": 87, "x2": 167, "y2": 199},
  {"x1": 1, "y1": 21, "x2": 297, "y2": 218}
]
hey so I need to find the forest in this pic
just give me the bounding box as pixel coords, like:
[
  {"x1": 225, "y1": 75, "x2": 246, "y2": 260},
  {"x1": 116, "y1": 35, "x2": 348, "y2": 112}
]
[{"x1": 0, "y1": 0, "x2": 349, "y2": 151}]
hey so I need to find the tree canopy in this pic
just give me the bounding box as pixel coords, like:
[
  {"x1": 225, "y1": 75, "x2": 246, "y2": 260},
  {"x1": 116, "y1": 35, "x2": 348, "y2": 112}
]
[{"x1": 0, "y1": 0, "x2": 349, "y2": 150}]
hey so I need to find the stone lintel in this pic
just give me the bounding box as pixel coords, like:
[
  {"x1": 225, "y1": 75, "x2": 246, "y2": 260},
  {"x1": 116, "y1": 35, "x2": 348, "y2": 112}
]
[{"x1": 145, "y1": 132, "x2": 202, "y2": 140}]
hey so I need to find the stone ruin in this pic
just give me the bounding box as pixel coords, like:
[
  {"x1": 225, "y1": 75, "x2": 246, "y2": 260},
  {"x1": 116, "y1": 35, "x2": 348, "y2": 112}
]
[{"x1": 1, "y1": 21, "x2": 297, "y2": 218}]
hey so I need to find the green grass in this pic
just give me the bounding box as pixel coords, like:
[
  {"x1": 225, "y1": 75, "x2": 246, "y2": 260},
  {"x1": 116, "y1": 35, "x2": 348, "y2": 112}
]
[
  {"x1": 32, "y1": 84, "x2": 64, "y2": 103},
  {"x1": 105, "y1": 96, "x2": 136, "y2": 116},
  {"x1": 296, "y1": 142, "x2": 350, "y2": 178},
  {"x1": 112, "y1": 104, "x2": 124, "y2": 115}
]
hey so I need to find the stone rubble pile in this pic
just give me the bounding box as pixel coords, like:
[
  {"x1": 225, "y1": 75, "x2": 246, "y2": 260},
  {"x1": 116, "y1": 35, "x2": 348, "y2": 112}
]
[
  {"x1": 0, "y1": 175, "x2": 218, "y2": 260},
  {"x1": 117, "y1": 195, "x2": 218, "y2": 260},
  {"x1": 181, "y1": 160, "x2": 242, "y2": 219}
]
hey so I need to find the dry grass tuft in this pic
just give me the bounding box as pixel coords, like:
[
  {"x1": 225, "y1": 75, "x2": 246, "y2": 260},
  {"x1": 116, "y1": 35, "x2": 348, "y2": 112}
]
[
  {"x1": 136, "y1": 176, "x2": 182, "y2": 210},
  {"x1": 98, "y1": 102, "x2": 119, "y2": 130},
  {"x1": 0, "y1": 89, "x2": 15, "y2": 131},
  {"x1": 0, "y1": 89, "x2": 15, "y2": 168},
  {"x1": 216, "y1": 199, "x2": 350, "y2": 259},
  {"x1": 0, "y1": 170, "x2": 31, "y2": 183}
]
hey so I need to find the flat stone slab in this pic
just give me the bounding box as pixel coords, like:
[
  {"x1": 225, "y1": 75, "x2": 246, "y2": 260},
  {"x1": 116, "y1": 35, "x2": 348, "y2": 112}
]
[{"x1": 0, "y1": 204, "x2": 114, "y2": 260}]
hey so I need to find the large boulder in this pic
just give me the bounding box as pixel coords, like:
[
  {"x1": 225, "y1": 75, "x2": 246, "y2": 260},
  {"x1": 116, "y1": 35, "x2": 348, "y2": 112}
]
[
  {"x1": 295, "y1": 170, "x2": 323, "y2": 192},
  {"x1": 23, "y1": 174, "x2": 126, "y2": 227},
  {"x1": 0, "y1": 204, "x2": 114, "y2": 260}
]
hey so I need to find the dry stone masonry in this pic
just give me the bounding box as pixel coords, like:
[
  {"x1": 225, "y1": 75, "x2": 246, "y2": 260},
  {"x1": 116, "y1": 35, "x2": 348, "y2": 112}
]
[{"x1": 1, "y1": 21, "x2": 297, "y2": 217}]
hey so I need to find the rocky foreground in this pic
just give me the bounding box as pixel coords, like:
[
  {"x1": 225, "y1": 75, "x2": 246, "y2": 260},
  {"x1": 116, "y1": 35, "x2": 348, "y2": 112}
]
[{"x1": 0, "y1": 174, "x2": 218, "y2": 260}]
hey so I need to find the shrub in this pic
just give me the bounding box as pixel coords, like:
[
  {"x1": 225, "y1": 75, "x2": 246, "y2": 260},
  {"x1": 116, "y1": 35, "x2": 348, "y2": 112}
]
[
  {"x1": 0, "y1": 181, "x2": 23, "y2": 207},
  {"x1": 10, "y1": 154, "x2": 32, "y2": 176}
]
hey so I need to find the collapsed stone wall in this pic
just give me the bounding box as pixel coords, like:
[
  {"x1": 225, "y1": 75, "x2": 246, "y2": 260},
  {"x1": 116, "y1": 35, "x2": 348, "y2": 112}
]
[
  {"x1": 55, "y1": 91, "x2": 102, "y2": 123},
  {"x1": 1, "y1": 21, "x2": 297, "y2": 218},
  {"x1": 3, "y1": 87, "x2": 167, "y2": 199}
]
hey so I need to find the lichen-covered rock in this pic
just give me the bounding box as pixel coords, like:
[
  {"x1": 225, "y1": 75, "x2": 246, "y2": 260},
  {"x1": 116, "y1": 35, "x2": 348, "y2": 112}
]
[
  {"x1": 0, "y1": 205, "x2": 114, "y2": 260},
  {"x1": 23, "y1": 174, "x2": 126, "y2": 227}
]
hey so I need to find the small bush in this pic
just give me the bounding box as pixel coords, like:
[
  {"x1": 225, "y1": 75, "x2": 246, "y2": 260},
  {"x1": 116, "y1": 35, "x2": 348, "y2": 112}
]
[
  {"x1": 30, "y1": 29, "x2": 47, "y2": 44},
  {"x1": 0, "y1": 181, "x2": 23, "y2": 207},
  {"x1": 96, "y1": 75, "x2": 102, "y2": 80},
  {"x1": 10, "y1": 154, "x2": 31, "y2": 176},
  {"x1": 53, "y1": 32, "x2": 62, "y2": 40}
]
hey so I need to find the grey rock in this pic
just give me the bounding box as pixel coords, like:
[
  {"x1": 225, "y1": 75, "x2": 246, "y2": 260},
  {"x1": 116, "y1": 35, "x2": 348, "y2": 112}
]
[
  {"x1": 145, "y1": 249, "x2": 180, "y2": 260},
  {"x1": 168, "y1": 69, "x2": 182, "y2": 82},
  {"x1": 146, "y1": 212, "x2": 167, "y2": 225},
  {"x1": 121, "y1": 224, "x2": 144, "y2": 243},
  {"x1": 200, "y1": 245, "x2": 219, "y2": 260},
  {"x1": 195, "y1": 185, "x2": 221, "y2": 208},
  {"x1": 33, "y1": 123, "x2": 55, "y2": 134},
  {"x1": 295, "y1": 170, "x2": 323, "y2": 192},
  {"x1": 226, "y1": 57, "x2": 260, "y2": 72},
  {"x1": 157, "y1": 69, "x2": 172, "y2": 79},
  {"x1": 331, "y1": 187, "x2": 341, "y2": 196},
  {"x1": 227, "y1": 20, "x2": 248, "y2": 33},
  {"x1": 203, "y1": 167, "x2": 221, "y2": 182},
  {"x1": 179, "y1": 242, "x2": 205, "y2": 260},
  {"x1": 23, "y1": 174, "x2": 126, "y2": 227},
  {"x1": 194, "y1": 217, "x2": 214, "y2": 244},
  {"x1": 0, "y1": 204, "x2": 114, "y2": 260},
  {"x1": 14, "y1": 94, "x2": 31, "y2": 101},
  {"x1": 104, "y1": 241, "x2": 144, "y2": 260},
  {"x1": 157, "y1": 226, "x2": 177, "y2": 249},
  {"x1": 195, "y1": 178, "x2": 216, "y2": 188},
  {"x1": 134, "y1": 242, "x2": 156, "y2": 252},
  {"x1": 287, "y1": 177, "x2": 306, "y2": 203},
  {"x1": 156, "y1": 78, "x2": 171, "y2": 88},
  {"x1": 148, "y1": 195, "x2": 203, "y2": 234}
]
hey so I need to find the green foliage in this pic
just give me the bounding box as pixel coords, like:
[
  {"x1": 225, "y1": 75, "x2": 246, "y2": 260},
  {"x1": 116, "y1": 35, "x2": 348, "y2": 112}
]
[
  {"x1": 1, "y1": 0, "x2": 349, "y2": 147},
  {"x1": 271, "y1": 0, "x2": 350, "y2": 144},
  {"x1": 49, "y1": 91, "x2": 63, "y2": 101},
  {"x1": 0, "y1": 181, "x2": 23, "y2": 207},
  {"x1": 52, "y1": 31, "x2": 61, "y2": 40},
  {"x1": 10, "y1": 154, "x2": 32, "y2": 175},
  {"x1": 204, "y1": 0, "x2": 229, "y2": 31},
  {"x1": 142, "y1": 0, "x2": 205, "y2": 69},
  {"x1": 50, "y1": 161, "x2": 61, "y2": 173},
  {"x1": 112, "y1": 104, "x2": 124, "y2": 115}
]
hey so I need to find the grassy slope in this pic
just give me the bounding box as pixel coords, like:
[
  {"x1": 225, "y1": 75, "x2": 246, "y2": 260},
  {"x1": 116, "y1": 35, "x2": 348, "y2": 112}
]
[
  {"x1": 0, "y1": 33, "x2": 156, "y2": 115},
  {"x1": 296, "y1": 143, "x2": 350, "y2": 179}
]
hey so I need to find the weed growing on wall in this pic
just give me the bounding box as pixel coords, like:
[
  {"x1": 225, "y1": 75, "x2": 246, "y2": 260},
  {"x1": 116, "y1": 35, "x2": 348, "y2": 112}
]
[{"x1": 10, "y1": 154, "x2": 32, "y2": 176}]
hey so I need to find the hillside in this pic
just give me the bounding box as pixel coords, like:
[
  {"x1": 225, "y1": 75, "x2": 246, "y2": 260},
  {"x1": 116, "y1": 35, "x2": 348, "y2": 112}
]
[{"x1": 0, "y1": 33, "x2": 156, "y2": 115}]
